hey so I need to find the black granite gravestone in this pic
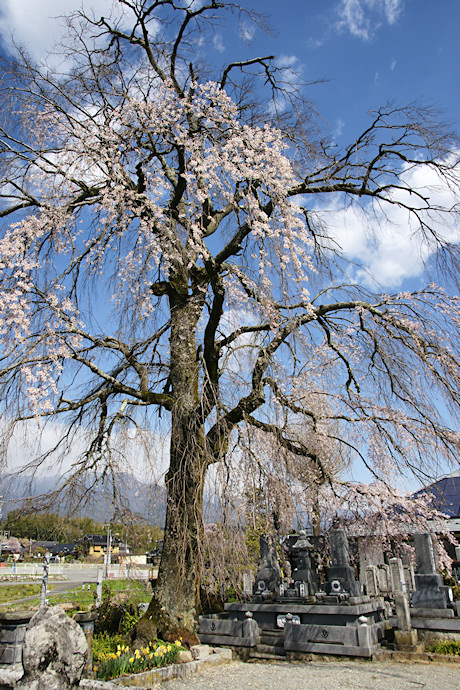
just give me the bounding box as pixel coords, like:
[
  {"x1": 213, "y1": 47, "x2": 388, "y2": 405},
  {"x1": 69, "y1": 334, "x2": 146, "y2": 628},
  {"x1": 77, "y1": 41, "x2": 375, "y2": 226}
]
[
  {"x1": 325, "y1": 529, "x2": 361, "y2": 597},
  {"x1": 253, "y1": 534, "x2": 282, "y2": 598}
]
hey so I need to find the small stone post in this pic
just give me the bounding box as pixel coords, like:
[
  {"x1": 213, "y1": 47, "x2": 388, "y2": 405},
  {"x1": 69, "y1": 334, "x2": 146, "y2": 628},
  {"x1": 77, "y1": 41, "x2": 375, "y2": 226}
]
[
  {"x1": 389, "y1": 557, "x2": 405, "y2": 593},
  {"x1": 95, "y1": 567, "x2": 103, "y2": 608},
  {"x1": 394, "y1": 591, "x2": 423, "y2": 652}
]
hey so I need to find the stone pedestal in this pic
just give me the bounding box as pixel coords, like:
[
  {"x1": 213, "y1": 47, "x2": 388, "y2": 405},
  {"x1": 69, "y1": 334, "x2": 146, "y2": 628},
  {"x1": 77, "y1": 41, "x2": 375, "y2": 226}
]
[
  {"x1": 73, "y1": 611, "x2": 97, "y2": 676},
  {"x1": 0, "y1": 611, "x2": 34, "y2": 666},
  {"x1": 199, "y1": 612, "x2": 260, "y2": 648},
  {"x1": 394, "y1": 629, "x2": 424, "y2": 652},
  {"x1": 200, "y1": 598, "x2": 389, "y2": 657}
]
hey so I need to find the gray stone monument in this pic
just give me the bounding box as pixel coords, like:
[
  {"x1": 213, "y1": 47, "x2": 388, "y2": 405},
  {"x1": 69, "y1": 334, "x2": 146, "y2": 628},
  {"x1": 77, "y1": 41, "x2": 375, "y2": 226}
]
[
  {"x1": 253, "y1": 534, "x2": 282, "y2": 598},
  {"x1": 365, "y1": 565, "x2": 379, "y2": 597},
  {"x1": 376, "y1": 564, "x2": 391, "y2": 595},
  {"x1": 286, "y1": 531, "x2": 318, "y2": 597},
  {"x1": 394, "y1": 591, "x2": 423, "y2": 652},
  {"x1": 411, "y1": 532, "x2": 448, "y2": 609},
  {"x1": 389, "y1": 557, "x2": 406, "y2": 594},
  {"x1": 325, "y1": 529, "x2": 361, "y2": 597},
  {"x1": 242, "y1": 571, "x2": 254, "y2": 595}
]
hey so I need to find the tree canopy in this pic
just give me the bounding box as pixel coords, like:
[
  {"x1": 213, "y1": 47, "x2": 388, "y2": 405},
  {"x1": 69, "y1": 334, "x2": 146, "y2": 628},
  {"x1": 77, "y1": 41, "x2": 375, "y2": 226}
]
[{"x1": 0, "y1": 0, "x2": 459, "y2": 640}]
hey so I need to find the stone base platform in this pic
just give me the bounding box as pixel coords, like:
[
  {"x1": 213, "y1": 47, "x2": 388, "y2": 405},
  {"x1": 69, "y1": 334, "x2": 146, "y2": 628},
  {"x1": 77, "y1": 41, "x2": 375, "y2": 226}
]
[
  {"x1": 199, "y1": 598, "x2": 389, "y2": 658},
  {"x1": 391, "y1": 608, "x2": 460, "y2": 645}
]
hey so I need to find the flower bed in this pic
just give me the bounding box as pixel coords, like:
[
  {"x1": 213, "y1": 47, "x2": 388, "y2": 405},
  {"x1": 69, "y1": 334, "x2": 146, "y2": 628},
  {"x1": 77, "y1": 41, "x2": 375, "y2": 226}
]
[{"x1": 93, "y1": 636, "x2": 183, "y2": 681}]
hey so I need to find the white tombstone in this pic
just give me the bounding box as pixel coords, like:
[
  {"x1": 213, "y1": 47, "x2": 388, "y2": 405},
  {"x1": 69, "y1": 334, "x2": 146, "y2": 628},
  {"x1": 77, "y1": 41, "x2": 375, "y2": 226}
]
[{"x1": 242, "y1": 570, "x2": 254, "y2": 594}]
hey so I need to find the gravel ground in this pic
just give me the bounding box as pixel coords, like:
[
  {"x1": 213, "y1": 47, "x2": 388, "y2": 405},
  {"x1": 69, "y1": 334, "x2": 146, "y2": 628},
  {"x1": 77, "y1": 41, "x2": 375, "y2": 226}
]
[{"x1": 160, "y1": 659, "x2": 460, "y2": 690}]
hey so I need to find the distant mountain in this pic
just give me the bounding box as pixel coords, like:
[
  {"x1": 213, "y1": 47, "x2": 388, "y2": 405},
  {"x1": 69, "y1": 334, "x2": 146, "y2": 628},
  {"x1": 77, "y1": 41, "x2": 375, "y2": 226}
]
[{"x1": 0, "y1": 472, "x2": 166, "y2": 525}]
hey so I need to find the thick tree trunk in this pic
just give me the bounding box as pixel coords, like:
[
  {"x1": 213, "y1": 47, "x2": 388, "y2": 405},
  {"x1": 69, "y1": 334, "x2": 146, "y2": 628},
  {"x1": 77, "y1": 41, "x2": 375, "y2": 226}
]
[
  {"x1": 134, "y1": 278, "x2": 207, "y2": 646},
  {"x1": 141, "y1": 434, "x2": 206, "y2": 644}
]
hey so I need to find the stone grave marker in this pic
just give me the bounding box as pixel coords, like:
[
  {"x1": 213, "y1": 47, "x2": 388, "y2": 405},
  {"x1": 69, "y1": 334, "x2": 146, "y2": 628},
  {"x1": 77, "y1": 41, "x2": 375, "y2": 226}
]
[
  {"x1": 365, "y1": 565, "x2": 379, "y2": 597},
  {"x1": 242, "y1": 570, "x2": 254, "y2": 595},
  {"x1": 253, "y1": 534, "x2": 282, "y2": 597},
  {"x1": 376, "y1": 564, "x2": 391, "y2": 595},
  {"x1": 325, "y1": 529, "x2": 361, "y2": 596},
  {"x1": 389, "y1": 557, "x2": 406, "y2": 593},
  {"x1": 411, "y1": 532, "x2": 448, "y2": 609},
  {"x1": 403, "y1": 563, "x2": 415, "y2": 592}
]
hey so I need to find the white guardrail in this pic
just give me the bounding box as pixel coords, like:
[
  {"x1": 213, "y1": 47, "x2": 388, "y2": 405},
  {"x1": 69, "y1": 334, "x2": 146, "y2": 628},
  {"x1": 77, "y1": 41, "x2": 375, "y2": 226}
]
[{"x1": 0, "y1": 562, "x2": 157, "y2": 580}]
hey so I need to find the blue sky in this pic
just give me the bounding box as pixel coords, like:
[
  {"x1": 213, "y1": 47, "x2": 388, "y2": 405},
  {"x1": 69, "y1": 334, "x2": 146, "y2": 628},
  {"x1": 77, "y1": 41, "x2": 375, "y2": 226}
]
[
  {"x1": 0, "y1": 1, "x2": 458, "y2": 488},
  {"x1": 257, "y1": 0, "x2": 459, "y2": 139},
  {"x1": 0, "y1": 0, "x2": 458, "y2": 291},
  {"x1": 1, "y1": 0, "x2": 457, "y2": 137}
]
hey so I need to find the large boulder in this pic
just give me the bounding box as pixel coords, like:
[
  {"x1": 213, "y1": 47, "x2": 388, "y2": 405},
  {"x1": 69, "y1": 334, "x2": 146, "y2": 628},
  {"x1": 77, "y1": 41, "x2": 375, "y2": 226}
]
[{"x1": 18, "y1": 606, "x2": 87, "y2": 689}]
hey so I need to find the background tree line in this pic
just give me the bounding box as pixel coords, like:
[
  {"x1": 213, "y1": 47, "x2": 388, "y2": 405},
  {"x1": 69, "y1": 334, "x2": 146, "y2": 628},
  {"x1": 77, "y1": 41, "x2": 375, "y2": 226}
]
[{"x1": 3, "y1": 510, "x2": 163, "y2": 551}]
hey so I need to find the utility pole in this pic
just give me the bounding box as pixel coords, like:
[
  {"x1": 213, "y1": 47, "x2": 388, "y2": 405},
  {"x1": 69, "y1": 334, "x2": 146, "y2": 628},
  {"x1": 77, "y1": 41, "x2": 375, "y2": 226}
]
[{"x1": 103, "y1": 524, "x2": 112, "y2": 577}]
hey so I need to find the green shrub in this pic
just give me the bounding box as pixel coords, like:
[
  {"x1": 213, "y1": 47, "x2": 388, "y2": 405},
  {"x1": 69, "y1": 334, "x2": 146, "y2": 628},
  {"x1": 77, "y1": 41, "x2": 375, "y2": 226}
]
[
  {"x1": 94, "y1": 584, "x2": 140, "y2": 634},
  {"x1": 119, "y1": 608, "x2": 141, "y2": 634},
  {"x1": 93, "y1": 632, "x2": 126, "y2": 661},
  {"x1": 426, "y1": 639, "x2": 460, "y2": 655}
]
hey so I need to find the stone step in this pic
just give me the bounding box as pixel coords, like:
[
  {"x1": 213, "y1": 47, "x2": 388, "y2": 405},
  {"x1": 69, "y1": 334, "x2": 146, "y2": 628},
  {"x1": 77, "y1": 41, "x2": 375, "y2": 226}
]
[
  {"x1": 249, "y1": 649, "x2": 286, "y2": 661},
  {"x1": 260, "y1": 636, "x2": 284, "y2": 647},
  {"x1": 260, "y1": 628, "x2": 284, "y2": 638},
  {"x1": 252, "y1": 644, "x2": 286, "y2": 657}
]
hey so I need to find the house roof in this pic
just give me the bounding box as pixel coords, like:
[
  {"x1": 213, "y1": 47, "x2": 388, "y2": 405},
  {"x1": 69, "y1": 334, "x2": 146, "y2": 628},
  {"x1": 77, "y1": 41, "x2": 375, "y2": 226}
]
[
  {"x1": 76, "y1": 534, "x2": 122, "y2": 546},
  {"x1": 412, "y1": 469, "x2": 460, "y2": 518},
  {"x1": 1, "y1": 537, "x2": 25, "y2": 553}
]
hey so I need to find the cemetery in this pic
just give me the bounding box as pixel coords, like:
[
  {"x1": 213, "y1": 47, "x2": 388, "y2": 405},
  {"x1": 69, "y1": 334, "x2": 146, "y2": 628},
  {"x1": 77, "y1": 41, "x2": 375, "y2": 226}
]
[
  {"x1": 0, "y1": 524, "x2": 459, "y2": 687},
  {"x1": 199, "y1": 528, "x2": 460, "y2": 660}
]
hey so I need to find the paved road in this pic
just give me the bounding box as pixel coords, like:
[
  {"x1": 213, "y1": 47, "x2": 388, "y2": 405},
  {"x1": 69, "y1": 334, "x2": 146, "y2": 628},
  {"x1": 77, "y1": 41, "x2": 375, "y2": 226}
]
[
  {"x1": 160, "y1": 659, "x2": 460, "y2": 690},
  {"x1": 0, "y1": 566, "x2": 101, "y2": 607}
]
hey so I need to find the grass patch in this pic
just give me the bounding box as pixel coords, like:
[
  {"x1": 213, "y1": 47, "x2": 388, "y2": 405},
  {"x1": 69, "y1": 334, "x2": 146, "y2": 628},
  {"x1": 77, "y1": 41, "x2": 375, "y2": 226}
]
[
  {"x1": 0, "y1": 578, "x2": 150, "y2": 614},
  {"x1": 51, "y1": 579, "x2": 150, "y2": 611},
  {"x1": 93, "y1": 632, "x2": 127, "y2": 660},
  {"x1": 426, "y1": 639, "x2": 460, "y2": 655},
  {"x1": 0, "y1": 583, "x2": 44, "y2": 604}
]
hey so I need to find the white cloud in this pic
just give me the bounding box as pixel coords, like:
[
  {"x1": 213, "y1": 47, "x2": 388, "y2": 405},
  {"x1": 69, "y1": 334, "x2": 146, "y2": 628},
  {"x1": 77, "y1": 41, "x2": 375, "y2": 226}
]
[
  {"x1": 315, "y1": 158, "x2": 460, "y2": 288},
  {"x1": 276, "y1": 54, "x2": 299, "y2": 69},
  {"x1": 180, "y1": 0, "x2": 206, "y2": 9},
  {"x1": 239, "y1": 21, "x2": 255, "y2": 43},
  {"x1": 4, "y1": 416, "x2": 169, "y2": 481},
  {"x1": 390, "y1": 58, "x2": 397, "y2": 70},
  {"x1": 335, "y1": 0, "x2": 404, "y2": 41},
  {"x1": 335, "y1": 119, "x2": 345, "y2": 136},
  {"x1": 213, "y1": 32, "x2": 225, "y2": 53},
  {"x1": 0, "y1": 1, "x2": 122, "y2": 62}
]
